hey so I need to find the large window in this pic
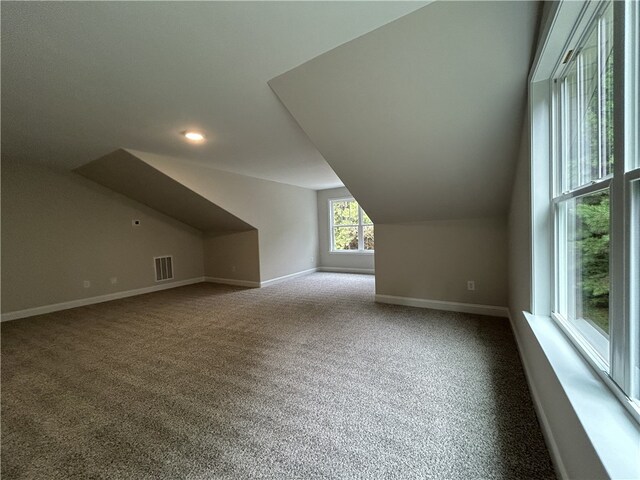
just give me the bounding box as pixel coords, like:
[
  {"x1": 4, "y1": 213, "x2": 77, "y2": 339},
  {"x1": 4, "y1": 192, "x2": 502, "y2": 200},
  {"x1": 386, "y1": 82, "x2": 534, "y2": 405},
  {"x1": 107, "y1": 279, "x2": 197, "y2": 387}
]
[
  {"x1": 626, "y1": 0, "x2": 640, "y2": 405},
  {"x1": 551, "y1": 0, "x2": 640, "y2": 415},
  {"x1": 329, "y1": 198, "x2": 374, "y2": 252},
  {"x1": 554, "y1": 1, "x2": 614, "y2": 364}
]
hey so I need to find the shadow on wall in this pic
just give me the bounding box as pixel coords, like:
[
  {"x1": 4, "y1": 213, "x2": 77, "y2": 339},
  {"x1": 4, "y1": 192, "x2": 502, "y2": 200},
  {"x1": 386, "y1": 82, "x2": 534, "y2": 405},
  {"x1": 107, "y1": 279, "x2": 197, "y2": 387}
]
[{"x1": 204, "y1": 230, "x2": 261, "y2": 283}]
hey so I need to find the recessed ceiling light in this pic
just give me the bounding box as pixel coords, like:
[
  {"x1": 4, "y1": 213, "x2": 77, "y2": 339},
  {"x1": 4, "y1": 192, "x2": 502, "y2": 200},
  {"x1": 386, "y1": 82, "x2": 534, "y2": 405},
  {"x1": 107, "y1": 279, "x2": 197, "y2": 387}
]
[{"x1": 182, "y1": 131, "x2": 205, "y2": 142}]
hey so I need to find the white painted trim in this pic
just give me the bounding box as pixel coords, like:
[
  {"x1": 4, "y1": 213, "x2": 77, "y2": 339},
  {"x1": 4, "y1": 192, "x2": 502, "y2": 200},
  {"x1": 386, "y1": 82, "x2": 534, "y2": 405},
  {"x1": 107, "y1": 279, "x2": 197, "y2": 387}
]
[
  {"x1": 259, "y1": 268, "x2": 318, "y2": 287},
  {"x1": 208, "y1": 268, "x2": 331, "y2": 288},
  {"x1": 507, "y1": 311, "x2": 569, "y2": 480},
  {"x1": 318, "y1": 267, "x2": 374, "y2": 275},
  {"x1": 519, "y1": 312, "x2": 640, "y2": 480},
  {"x1": 1, "y1": 277, "x2": 206, "y2": 322},
  {"x1": 328, "y1": 251, "x2": 374, "y2": 256},
  {"x1": 328, "y1": 196, "x2": 373, "y2": 253},
  {"x1": 204, "y1": 277, "x2": 260, "y2": 288},
  {"x1": 375, "y1": 294, "x2": 509, "y2": 318}
]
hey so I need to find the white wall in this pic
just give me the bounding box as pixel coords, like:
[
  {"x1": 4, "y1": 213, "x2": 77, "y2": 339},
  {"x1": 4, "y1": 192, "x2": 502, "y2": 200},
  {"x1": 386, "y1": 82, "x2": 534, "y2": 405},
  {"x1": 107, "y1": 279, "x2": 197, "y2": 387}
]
[
  {"x1": 204, "y1": 230, "x2": 260, "y2": 282},
  {"x1": 375, "y1": 218, "x2": 508, "y2": 307},
  {"x1": 316, "y1": 187, "x2": 375, "y2": 273},
  {"x1": 135, "y1": 151, "x2": 319, "y2": 282},
  {"x1": 269, "y1": 1, "x2": 538, "y2": 224},
  {"x1": 1, "y1": 162, "x2": 205, "y2": 313},
  {"x1": 508, "y1": 116, "x2": 532, "y2": 316},
  {"x1": 507, "y1": 115, "x2": 609, "y2": 479}
]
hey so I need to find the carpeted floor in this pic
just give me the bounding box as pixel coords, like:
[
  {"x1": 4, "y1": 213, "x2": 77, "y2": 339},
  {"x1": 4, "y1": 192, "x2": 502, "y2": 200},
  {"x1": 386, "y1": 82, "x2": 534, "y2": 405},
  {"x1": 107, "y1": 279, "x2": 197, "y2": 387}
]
[{"x1": 1, "y1": 273, "x2": 555, "y2": 479}]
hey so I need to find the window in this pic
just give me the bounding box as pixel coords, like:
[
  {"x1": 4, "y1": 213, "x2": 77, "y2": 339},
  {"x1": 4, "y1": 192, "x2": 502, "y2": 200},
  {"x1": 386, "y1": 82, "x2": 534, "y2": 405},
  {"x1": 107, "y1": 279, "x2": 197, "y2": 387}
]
[
  {"x1": 627, "y1": 0, "x2": 640, "y2": 404},
  {"x1": 631, "y1": 179, "x2": 640, "y2": 401},
  {"x1": 553, "y1": 1, "x2": 614, "y2": 364},
  {"x1": 329, "y1": 198, "x2": 374, "y2": 252},
  {"x1": 550, "y1": 0, "x2": 640, "y2": 416}
]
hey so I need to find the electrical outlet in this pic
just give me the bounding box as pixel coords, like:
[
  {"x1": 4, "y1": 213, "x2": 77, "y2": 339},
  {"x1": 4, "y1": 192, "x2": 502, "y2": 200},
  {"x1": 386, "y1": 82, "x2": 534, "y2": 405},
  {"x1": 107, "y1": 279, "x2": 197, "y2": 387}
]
[
  {"x1": 231, "y1": 265, "x2": 237, "y2": 273},
  {"x1": 310, "y1": 256, "x2": 315, "y2": 263},
  {"x1": 83, "y1": 280, "x2": 91, "y2": 289},
  {"x1": 467, "y1": 280, "x2": 475, "y2": 291},
  {"x1": 110, "y1": 277, "x2": 118, "y2": 285}
]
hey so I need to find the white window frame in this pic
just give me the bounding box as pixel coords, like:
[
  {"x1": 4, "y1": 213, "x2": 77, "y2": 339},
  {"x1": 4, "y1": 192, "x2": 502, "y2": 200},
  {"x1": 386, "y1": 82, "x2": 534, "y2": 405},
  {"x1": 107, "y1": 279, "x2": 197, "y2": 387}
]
[
  {"x1": 551, "y1": 0, "x2": 615, "y2": 372},
  {"x1": 329, "y1": 197, "x2": 374, "y2": 254},
  {"x1": 532, "y1": 0, "x2": 640, "y2": 423},
  {"x1": 623, "y1": 0, "x2": 640, "y2": 403}
]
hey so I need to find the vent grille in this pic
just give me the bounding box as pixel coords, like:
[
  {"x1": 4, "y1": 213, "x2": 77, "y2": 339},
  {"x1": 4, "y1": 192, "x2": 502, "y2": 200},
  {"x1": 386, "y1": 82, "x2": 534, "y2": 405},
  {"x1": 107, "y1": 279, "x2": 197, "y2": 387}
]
[{"x1": 154, "y1": 256, "x2": 174, "y2": 282}]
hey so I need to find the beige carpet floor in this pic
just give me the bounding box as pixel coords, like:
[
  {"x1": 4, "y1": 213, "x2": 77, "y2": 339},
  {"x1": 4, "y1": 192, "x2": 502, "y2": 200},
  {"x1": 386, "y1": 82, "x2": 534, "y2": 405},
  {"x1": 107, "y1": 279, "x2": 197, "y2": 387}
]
[{"x1": 1, "y1": 273, "x2": 555, "y2": 479}]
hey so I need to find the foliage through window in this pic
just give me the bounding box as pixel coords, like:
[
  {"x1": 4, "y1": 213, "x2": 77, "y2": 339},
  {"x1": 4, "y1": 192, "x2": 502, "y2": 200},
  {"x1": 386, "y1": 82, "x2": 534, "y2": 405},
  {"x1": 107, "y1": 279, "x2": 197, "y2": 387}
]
[
  {"x1": 554, "y1": 1, "x2": 614, "y2": 363},
  {"x1": 550, "y1": 0, "x2": 640, "y2": 413},
  {"x1": 330, "y1": 199, "x2": 373, "y2": 252}
]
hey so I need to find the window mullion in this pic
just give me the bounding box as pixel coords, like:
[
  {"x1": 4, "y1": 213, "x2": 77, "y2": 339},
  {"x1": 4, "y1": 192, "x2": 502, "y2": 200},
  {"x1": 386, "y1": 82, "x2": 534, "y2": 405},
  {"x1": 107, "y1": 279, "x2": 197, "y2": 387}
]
[
  {"x1": 578, "y1": 54, "x2": 586, "y2": 187},
  {"x1": 358, "y1": 207, "x2": 363, "y2": 251},
  {"x1": 559, "y1": 75, "x2": 571, "y2": 195},
  {"x1": 598, "y1": 15, "x2": 605, "y2": 179},
  {"x1": 610, "y1": 0, "x2": 628, "y2": 390},
  {"x1": 552, "y1": 177, "x2": 612, "y2": 203},
  {"x1": 558, "y1": 79, "x2": 565, "y2": 195},
  {"x1": 628, "y1": 180, "x2": 640, "y2": 402},
  {"x1": 626, "y1": 168, "x2": 640, "y2": 182},
  {"x1": 555, "y1": 201, "x2": 567, "y2": 315}
]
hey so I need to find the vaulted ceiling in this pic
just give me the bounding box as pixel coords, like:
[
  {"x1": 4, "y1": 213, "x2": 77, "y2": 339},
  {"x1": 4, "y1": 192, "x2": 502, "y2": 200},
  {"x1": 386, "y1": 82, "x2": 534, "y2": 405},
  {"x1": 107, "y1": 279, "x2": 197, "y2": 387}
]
[
  {"x1": 75, "y1": 149, "x2": 254, "y2": 233},
  {"x1": 3, "y1": 1, "x2": 539, "y2": 225},
  {"x1": 1, "y1": 1, "x2": 427, "y2": 190},
  {"x1": 270, "y1": 1, "x2": 539, "y2": 222}
]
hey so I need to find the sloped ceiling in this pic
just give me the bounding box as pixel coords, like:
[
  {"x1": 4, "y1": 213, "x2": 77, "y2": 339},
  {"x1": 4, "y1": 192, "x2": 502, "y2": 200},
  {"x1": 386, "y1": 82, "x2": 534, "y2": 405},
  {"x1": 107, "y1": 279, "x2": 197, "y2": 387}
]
[
  {"x1": 75, "y1": 149, "x2": 254, "y2": 233},
  {"x1": 269, "y1": 1, "x2": 539, "y2": 222},
  {"x1": 1, "y1": 1, "x2": 427, "y2": 190}
]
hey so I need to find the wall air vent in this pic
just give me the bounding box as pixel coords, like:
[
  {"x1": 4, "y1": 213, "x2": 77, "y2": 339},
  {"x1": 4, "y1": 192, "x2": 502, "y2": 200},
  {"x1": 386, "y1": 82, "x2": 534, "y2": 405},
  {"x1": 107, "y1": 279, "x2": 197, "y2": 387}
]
[{"x1": 154, "y1": 256, "x2": 174, "y2": 282}]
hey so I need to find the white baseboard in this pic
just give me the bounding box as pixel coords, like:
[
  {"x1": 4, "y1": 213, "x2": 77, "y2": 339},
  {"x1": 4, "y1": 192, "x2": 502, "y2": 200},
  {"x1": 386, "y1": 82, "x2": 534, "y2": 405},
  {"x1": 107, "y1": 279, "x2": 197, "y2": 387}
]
[
  {"x1": 259, "y1": 268, "x2": 318, "y2": 287},
  {"x1": 2, "y1": 269, "x2": 320, "y2": 322},
  {"x1": 317, "y1": 267, "x2": 375, "y2": 275},
  {"x1": 1, "y1": 277, "x2": 206, "y2": 322},
  {"x1": 204, "y1": 277, "x2": 261, "y2": 288},
  {"x1": 205, "y1": 268, "x2": 318, "y2": 289},
  {"x1": 506, "y1": 311, "x2": 568, "y2": 480},
  {"x1": 375, "y1": 294, "x2": 509, "y2": 318}
]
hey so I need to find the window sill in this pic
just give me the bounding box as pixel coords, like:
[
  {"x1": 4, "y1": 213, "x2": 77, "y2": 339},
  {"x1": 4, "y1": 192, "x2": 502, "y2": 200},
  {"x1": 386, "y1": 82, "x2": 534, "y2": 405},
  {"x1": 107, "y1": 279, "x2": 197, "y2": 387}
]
[
  {"x1": 522, "y1": 312, "x2": 640, "y2": 479},
  {"x1": 329, "y1": 250, "x2": 374, "y2": 255}
]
